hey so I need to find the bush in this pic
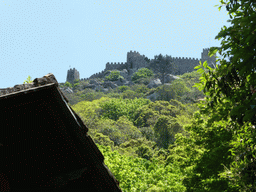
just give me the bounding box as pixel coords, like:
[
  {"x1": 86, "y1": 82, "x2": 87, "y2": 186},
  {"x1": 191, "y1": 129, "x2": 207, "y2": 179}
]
[
  {"x1": 117, "y1": 85, "x2": 130, "y2": 93},
  {"x1": 121, "y1": 90, "x2": 143, "y2": 99},
  {"x1": 105, "y1": 70, "x2": 124, "y2": 81},
  {"x1": 131, "y1": 84, "x2": 150, "y2": 95},
  {"x1": 64, "y1": 81, "x2": 73, "y2": 88},
  {"x1": 131, "y1": 68, "x2": 154, "y2": 83}
]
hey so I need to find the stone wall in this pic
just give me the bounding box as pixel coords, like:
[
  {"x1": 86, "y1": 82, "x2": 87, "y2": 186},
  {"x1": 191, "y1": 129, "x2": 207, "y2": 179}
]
[
  {"x1": 105, "y1": 62, "x2": 127, "y2": 71},
  {"x1": 127, "y1": 51, "x2": 148, "y2": 69},
  {"x1": 201, "y1": 48, "x2": 216, "y2": 68},
  {"x1": 66, "y1": 68, "x2": 80, "y2": 84},
  {"x1": 170, "y1": 57, "x2": 200, "y2": 75},
  {"x1": 77, "y1": 48, "x2": 216, "y2": 81}
]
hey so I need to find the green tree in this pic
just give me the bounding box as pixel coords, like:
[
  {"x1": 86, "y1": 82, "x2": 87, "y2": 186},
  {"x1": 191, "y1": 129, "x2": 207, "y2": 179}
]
[
  {"x1": 149, "y1": 54, "x2": 177, "y2": 84},
  {"x1": 154, "y1": 115, "x2": 182, "y2": 149},
  {"x1": 99, "y1": 97, "x2": 151, "y2": 122},
  {"x1": 121, "y1": 89, "x2": 142, "y2": 99},
  {"x1": 117, "y1": 85, "x2": 130, "y2": 93},
  {"x1": 130, "y1": 84, "x2": 149, "y2": 94},
  {"x1": 156, "y1": 78, "x2": 191, "y2": 102},
  {"x1": 72, "y1": 78, "x2": 80, "y2": 89},
  {"x1": 92, "y1": 132, "x2": 114, "y2": 150},
  {"x1": 64, "y1": 81, "x2": 73, "y2": 88},
  {"x1": 131, "y1": 68, "x2": 154, "y2": 83},
  {"x1": 179, "y1": 0, "x2": 256, "y2": 191},
  {"x1": 70, "y1": 97, "x2": 110, "y2": 129},
  {"x1": 105, "y1": 70, "x2": 124, "y2": 81},
  {"x1": 97, "y1": 144, "x2": 186, "y2": 192}
]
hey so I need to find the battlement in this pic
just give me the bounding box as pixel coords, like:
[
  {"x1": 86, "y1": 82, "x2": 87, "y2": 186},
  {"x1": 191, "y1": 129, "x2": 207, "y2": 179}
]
[
  {"x1": 89, "y1": 70, "x2": 106, "y2": 79},
  {"x1": 129, "y1": 50, "x2": 140, "y2": 54},
  {"x1": 172, "y1": 57, "x2": 200, "y2": 61},
  {"x1": 106, "y1": 62, "x2": 127, "y2": 65},
  {"x1": 74, "y1": 48, "x2": 216, "y2": 81},
  {"x1": 66, "y1": 67, "x2": 80, "y2": 84},
  {"x1": 105, "y1": 62, "x2": 127, "y2": 71}
]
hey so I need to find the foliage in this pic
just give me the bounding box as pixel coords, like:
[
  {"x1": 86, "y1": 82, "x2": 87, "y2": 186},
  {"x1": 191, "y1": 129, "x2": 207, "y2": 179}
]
[
  {"x1": 70, "y1": 97, "x2": 110, "y2": 129},
  {"x1": 144, "y1": 56, "x2": 151, "y2": 63},
  {"x1": 23, "y1": 75, "x2": 33, "y2": 84},
  {"x1": 117, "y1": 137, "x2": 157, "y2": 160},
  {"x1": 138, "y1": 126, "x2": 155, "y2": 141},
  {"x1": 135, "y1": 76, "x2": 152, "y2": 85},
  {"x1": 95, "y1": 116, "x2": 142, "y2": 146},
  {"x1": 121, "y1": 89, "x2": 143, "y2": 99},
  {"x1": 97, "y1": 144, "x2": 186, "y2": 192},
  {"x1": 72, "y1": 79, "x2": 80, "y2": 89},
  {"x1": 149, "y1": 54, "x2": 178, "y2": 84},
  {"x1": 156, "y1": 79, "x2": 191, "y2": 101},
  {"x1": 154, "y1": 115, "x2": 183, "y2": 149},
  {"x1": 91, "y1": 132, "x2": 114, "y2": 150},
  {"x1": 106, "y1": 92, "x2": 123, "y2": 99},
  {"x1": 66, "y1": 88, "x2": 105, "y2": 106},
  {"x1": 105, "y1": 70, "x2": 124, "y2": 81},
  {"x1": 99, "y1": 97, "x2": 151, "y2": 122},
  {"x1": 95, "y1": 118, "x2": 124, "y2": 145},
  {"x1": 130, "y1": 84, "x2": 150, "y2": 95},
  {"x1": 131, "y1": 68, "x2": 154, "y2": 83},
  {"x1": 117, "y1": 85, "x2": 130, "y2": 93},
  {"x1": 180, "y1": 71, "x2": 203, "y2": 88},
  {"x1": 134, "y1": 100, "x2": 185, "y2": 128},
  {"x1": 169, "y1": 0, "x2": 256, "y2": 190},
  {"x1": 64, "y1": 81, "x2": 73, "y2": 88},
  {"x1": 134, "y1": 106, "x2": 159, "y2": 128}
]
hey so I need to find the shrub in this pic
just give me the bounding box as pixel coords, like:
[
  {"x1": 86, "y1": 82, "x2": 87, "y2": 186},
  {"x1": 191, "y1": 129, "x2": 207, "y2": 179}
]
[
  {"x1": 131, "y1": 68, "x2": 154, "y2": 83},
  {"x1": 105, "y1": 70, "x2": 124, "y2": 81}
]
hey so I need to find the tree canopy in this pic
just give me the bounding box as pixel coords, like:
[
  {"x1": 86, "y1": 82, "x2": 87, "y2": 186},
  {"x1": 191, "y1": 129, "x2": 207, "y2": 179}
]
[
  {"x1": 178, "y1": 0, "x2": 256, "y2": 190},
  {"x1": 149, "y1": 54, "x2": 177, "y2": 84}
]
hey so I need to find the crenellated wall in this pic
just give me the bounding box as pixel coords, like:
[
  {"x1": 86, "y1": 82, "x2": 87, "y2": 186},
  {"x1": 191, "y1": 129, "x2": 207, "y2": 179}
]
[
  {"x1": 76, "y1": 48, "x2": 216, "y2": 81},
  {"x1": 66, "y1": 68, "x2": 80, "y2": 84},
  {"x1": 105, "y1": 62, "x2": 127, "y2": 71},
  {"x1": 201, "y1": 48, "x2": 216, "y2": 68},
  {"x1": 88, "y1": 70, "x2": 106, "y2": 79},
  {"x1": 170, "y1": 57, "x2": 200, "y2": 75},
  {"x1": 127, "y1": 51, "x2": 148, "y2": 73}
]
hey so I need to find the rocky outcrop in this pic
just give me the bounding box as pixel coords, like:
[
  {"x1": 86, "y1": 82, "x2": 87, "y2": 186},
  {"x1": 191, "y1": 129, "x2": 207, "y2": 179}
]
[
  {"x1": 103, "y1": 80, "x2": 118, "y2": 89},
  {"x1": 165, "y1": 74, "x2": 180, "y2": 83},
  {"x1": 0, "y1": 73, "x2": 122, "y2": 192},
  {"x1": 147, "y1": 78, "x2": 162, "y2": 89},
  {"x1": 59, "y1": 87, "x2": 73, "y2": 94}
]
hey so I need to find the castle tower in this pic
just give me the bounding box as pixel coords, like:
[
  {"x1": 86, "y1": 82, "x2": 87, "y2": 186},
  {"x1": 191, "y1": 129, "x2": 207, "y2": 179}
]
[
  {"x1": 66, "y1": 68, "x2": 80, "y2": 84},
  {"x1": 201, "y1": 48, "x2": 216, "y2": 68},
  {"x1": 126, "y1": 51, "x2": 148, "y2": 75}
]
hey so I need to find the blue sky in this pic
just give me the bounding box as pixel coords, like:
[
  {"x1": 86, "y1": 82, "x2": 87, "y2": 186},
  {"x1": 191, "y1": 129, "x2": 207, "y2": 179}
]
[{"x1": 0, "y1": 0, "x2": 231, "y2": 88}]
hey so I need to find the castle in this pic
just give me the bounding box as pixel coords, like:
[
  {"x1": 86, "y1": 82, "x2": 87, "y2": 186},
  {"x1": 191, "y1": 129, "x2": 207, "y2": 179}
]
[
  {"x1": 66, "y1": 68, "x2": 80, "y2": 84},
  {"x1": 67, "y1": 48, "x2": 216, "y2": 83}
]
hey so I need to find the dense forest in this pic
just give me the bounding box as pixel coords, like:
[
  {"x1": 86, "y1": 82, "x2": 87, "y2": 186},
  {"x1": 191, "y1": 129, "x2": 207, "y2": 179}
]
[{"x1": 24, "y1": 0, "x2": 256, "y2": 191}]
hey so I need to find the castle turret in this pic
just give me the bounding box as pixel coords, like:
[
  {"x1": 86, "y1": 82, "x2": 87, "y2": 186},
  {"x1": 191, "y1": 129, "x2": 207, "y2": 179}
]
[
  {"x1": 126, "y1": 50, "x2": 148, "y2": 76},
  {"x1": 66, "y1": 68, "x2": 80, "y2": 84},
  {"x1": 201, "y1": 48, "x2": 216, "y2": 68}
]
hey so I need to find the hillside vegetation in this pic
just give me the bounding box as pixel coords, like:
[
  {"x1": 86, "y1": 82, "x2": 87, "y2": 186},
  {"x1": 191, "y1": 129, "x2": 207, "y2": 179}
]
[
  {"x1": 56, "y1": 69, "x2": 206, "y2": 191},
  {"x1": 31, "y1": 1, "x2": 255, "y2": 190}
]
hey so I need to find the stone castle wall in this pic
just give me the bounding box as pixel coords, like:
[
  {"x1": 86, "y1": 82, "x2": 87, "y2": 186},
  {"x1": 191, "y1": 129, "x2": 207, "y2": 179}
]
[
  {"x1": 67, "y1": 48, "x2": 216, "y2": 83},
  {"x1": 167, "y1": 57, "x2": 200, "y2": 75},
  {"x1": 66, "y1": 68, "x2": 80, "y2": 84},
  {"x1": 127, "y1": 51, "x2": 148, "y2": 69},
  {"x1": 105, "y1": 62, "x2": 127, "y2": 71},
  {"x1": 201, "y1": 48, "x2": 216, "y2": 68}
]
